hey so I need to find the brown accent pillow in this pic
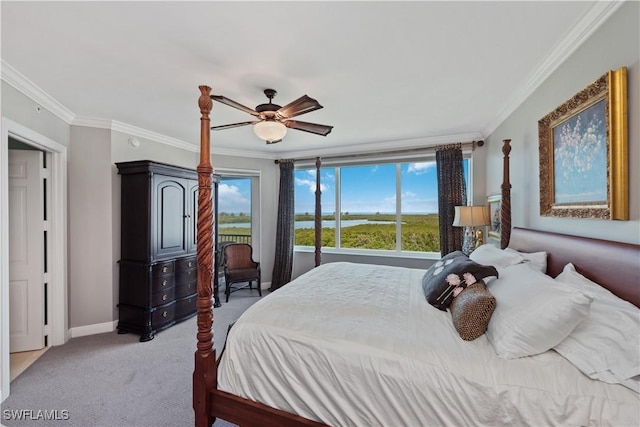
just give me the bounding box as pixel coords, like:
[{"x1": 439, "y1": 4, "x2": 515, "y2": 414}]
[{"x1": 449, "y1": 281, "x2": 497, "y2": 341}]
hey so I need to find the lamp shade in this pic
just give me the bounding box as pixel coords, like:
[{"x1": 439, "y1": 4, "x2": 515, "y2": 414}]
[
  {"x1": 452, "y1": 205, "x2": 490, "y2": 227},
  {"x1": 253, "y1": 120, "x2": 287, "y2": 143}
]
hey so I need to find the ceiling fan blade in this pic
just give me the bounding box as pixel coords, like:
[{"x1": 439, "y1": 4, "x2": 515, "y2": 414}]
[
  {"x1": 284, "y1": 120, "x2": 333, "y2": 136},
  {"x1": 210, "y1": 121, "x2": 257, "y2": 131},
  {"x1": 210, "y1": 95, "x2": 260, "y2": 117},
  {"x1": 276, "y1": 95, "x2": 323, "y2": 119}
]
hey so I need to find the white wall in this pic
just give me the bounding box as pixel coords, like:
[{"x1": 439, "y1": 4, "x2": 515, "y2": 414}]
[
  {"x1": 1, "y1": 83, "x2": 69, "y2": 146},
  {"x1": 68, "y1": 126, "x2": 114, "y2": 328},
  {"x1": 485, "y1": 1, "x2": 639, "y2": 245}
]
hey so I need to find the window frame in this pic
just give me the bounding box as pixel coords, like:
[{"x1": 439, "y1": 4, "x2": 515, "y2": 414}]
[
  {"x1": 214, "y1": 167, "x2": 261, "y2": 260},
  {"x1": 293, "y1": 151, "x2": 472, "y2": 258}
]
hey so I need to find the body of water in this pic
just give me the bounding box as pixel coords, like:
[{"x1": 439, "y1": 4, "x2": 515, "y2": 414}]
[{"x1": 219, "y1": 219, "x2": 396, "y2": 229}]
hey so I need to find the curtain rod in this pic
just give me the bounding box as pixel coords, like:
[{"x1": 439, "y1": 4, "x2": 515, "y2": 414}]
[{"x1": 274, "y1": 140, "x2": 484, "y2": 164}]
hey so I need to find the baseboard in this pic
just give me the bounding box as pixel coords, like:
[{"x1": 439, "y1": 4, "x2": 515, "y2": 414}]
[
  {"x1": 69, "y1": 320, "x2": 117, "y2": 338},
  {"x1": 261, "y1": 281, "x2": 271, "y2": 290}
]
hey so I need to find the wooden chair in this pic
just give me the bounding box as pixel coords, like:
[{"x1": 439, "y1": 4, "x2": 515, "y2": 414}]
[{"x1": 223, "y1": 243, "x2": 261, "y2": 302}]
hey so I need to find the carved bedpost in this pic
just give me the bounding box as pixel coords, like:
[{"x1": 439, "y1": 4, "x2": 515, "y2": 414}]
[
  {"x1": 314, "y1": 157, "x2": 322, "y2": 267},
  {"x1": 500, "y1": 139, "x2": 512, "y2": 249},
  {"x1": 194, "y1": 85, "x2": 215, "y2": 427}
]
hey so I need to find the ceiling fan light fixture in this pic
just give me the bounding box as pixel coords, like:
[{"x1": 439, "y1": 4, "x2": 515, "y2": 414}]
[{"x1": 254, "y1": 120, "x2": 287, "y2": 143}]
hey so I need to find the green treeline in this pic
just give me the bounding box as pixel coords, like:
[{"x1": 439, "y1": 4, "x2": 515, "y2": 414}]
[
  {"x1": 296, "y1": 213, "x2": 440, "y2": 252},
  {"x1": 218, "y1": 213, "x2": 441, "y2": 252}
]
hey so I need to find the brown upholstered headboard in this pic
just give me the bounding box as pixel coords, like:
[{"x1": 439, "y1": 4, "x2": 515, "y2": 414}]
[{"x1": 508, "y1": 227, "x2": 640, "y2": 307}]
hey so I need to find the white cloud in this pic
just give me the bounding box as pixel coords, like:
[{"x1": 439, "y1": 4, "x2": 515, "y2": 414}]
[
  {"x1": 218, "y1": 183, "x2": 250, "y2": 213},
  {"x1": 295, "y1": 177, "x2": 327, "y2": 193},
  {"x1": 407, "y1": 162, "x2": 435, "y2": 175}
]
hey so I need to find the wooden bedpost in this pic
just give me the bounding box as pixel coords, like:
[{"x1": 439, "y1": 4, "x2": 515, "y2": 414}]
[
  {"x1": 194, "y1": 85, "x2": 216, "y2": 427},
  {"x1": 500, "y1": 139, "x2": 512, "y2": 249}
]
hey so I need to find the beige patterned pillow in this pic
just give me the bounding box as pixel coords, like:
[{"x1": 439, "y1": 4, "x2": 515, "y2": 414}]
[{"x1": 449, "y1": 281, "x2": 496, "y2": 341}]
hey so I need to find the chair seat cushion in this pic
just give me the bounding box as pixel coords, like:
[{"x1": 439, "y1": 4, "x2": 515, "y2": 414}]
[{"x1": 226, "y1": 268, "x2": 259, "y2": 282}]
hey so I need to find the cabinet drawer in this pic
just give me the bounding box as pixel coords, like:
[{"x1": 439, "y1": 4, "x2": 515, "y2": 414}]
[
  {"x1": 175, "y1": 280, "x2": 197, "y2": 298},
  {"x1": 176, "y1": 268, "x2": 196, "y2": 285},
  {"x1": 152, "y1": 261, "x2": 174, "y2": 277},
  {"x1": 151, "y1": 302, "x2": 175, "y2": 326},
  {"x1": 151, "y1": 275, "x2": 174, "y2": 293},
  {"x1": 175, "y1": 294, "x2": 197, "y2": 320},
  {"x1": 176, "y1": 256, "x2": 197, "y2": 272},
  {"x1": 151, "y1": 287, "x2": 175, "y2": 307}
]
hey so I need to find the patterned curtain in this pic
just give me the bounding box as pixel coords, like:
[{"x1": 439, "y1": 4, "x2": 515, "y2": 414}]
[
  {"x1": 314, "y1": 157, "x2": 322, "y2": 267},
  {"x1": 270, "y1": 160, "x2": 295, "y2": 291},
  {"x1": 436, "y1": 145, "x2": 467, "y2": 256}
]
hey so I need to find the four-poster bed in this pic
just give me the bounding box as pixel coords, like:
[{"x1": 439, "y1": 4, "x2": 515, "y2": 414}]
[{"x1": 193, "y1": 86, "x2": 639, "y2": 426}]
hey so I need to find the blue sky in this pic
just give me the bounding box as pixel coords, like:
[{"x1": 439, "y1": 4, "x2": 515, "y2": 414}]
[
  {"x1": 218, "y1": 161, "x2": 468, "y2": 215},
  {"x1": 295, "y1": 162, "x2": 447, "y2": 215},
  {"x1": 218, "y1": 178, "x2": 251, "y2": 214}
]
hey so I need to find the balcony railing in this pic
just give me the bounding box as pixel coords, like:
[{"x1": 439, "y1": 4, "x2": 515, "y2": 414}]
[{"x1": 218, "y1": 234, "x2": 252, "y2": 245}]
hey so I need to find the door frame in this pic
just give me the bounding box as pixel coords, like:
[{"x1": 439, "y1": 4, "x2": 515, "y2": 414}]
[{"x1": 0, "y1": 117, "x2": 68, "y2": 401}]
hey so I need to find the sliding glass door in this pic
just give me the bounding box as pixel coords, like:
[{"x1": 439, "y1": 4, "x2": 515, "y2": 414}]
[{"x1": 217, "y1": 177, "x2": 252, "y2": 245}]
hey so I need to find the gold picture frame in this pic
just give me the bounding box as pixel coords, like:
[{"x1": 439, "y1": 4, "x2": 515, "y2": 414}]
[
  {"x1": 487, "y1": 194, "x2": 501, "y2": 241},
  {"x1": 538, "y1": 66, "x2": 628, "y2": 220}
]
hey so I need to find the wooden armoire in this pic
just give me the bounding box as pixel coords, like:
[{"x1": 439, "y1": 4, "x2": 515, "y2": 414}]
[{"x1": 116, "y1": 160, "x2": 220, "y2": 341}]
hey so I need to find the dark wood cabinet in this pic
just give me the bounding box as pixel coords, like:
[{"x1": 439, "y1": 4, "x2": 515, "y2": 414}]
[{"x1": 116, "y1": 160, "x2": 219, "y2": 341}]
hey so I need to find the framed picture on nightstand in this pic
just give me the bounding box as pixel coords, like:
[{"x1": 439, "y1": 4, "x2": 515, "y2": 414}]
[{"x1": 487, "y1": 194, "x2": 501, "y2": 242}]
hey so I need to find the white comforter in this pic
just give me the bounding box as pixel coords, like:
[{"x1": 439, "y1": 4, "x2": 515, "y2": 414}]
[{"x1": 218, "y1": 262, "x2": 640, "y2": 426}]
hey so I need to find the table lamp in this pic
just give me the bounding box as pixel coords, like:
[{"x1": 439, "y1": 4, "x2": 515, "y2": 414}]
[{"x1": 453, "y1": 205, "x2": 491, "y2": 254}]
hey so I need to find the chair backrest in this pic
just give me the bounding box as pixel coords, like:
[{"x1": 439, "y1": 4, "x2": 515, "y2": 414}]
[
  {"x1": 217, "y1": 241, "x2": 236, "y2": 267},
  {"x1": 223, "y1": 243, "x2": 256, "y2": 269}
]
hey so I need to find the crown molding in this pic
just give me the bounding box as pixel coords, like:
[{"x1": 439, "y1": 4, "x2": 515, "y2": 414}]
[
  {"x1": 1, "y1": 60, "x2": 75, "y2": 123},
  {"x1": 110, "y1": 120, "x2": 197, "y2": 153},
  {"x1": 482, "y1": 0, "x2": 625, "y2": 137},
  {"x1": 277, "y1": 132, "x2": 484, "y2": 160},
  {"x1": 70, "y1": 116, "x2": 199, "y2": 152}
]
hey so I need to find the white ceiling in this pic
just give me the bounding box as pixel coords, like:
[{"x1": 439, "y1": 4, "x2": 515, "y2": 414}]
[{"x1": 1, "y1": 1, "x2": 616, "y2": 159}]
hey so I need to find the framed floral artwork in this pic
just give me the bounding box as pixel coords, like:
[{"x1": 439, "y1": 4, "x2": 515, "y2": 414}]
[
  {"x1": 538, "y1": 67, "x2": 628, "y2": 220},
  {"x1": 487, "y1": 194, "x2": 501, "y2": 241}
]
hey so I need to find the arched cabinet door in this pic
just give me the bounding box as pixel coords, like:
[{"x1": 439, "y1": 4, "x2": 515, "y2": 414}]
[{"x1": 153, "y1": 175, "x2": 188, "y2": 260}]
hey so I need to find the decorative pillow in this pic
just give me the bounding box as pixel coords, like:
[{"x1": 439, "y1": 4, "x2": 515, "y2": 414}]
[
  {"x1": 485, "y1": 263, "x2": 593, "y2": 359},
  {"x1": 504, "y1": 248, "x2": 548, "y2": 273},
  {"x1": 469, "y1": 244, "x2": 523, "y2": 270},
  {"x1": 422, "y1": 254, "x2": 498, "y2": 311},
  {"x1": 555, "y1": 263, "x2": 640, "y2": 392},
  {"x1": 449, "y1": 281, "x2": 497, "y2": 341}
]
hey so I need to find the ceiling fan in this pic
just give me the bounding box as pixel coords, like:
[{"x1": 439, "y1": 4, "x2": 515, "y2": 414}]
[{"x1": 210, "y1": 89, "x2": 333, "y2": 144}]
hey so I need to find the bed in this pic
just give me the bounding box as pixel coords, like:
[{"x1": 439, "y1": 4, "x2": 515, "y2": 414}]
[{"x1": 192, "y1": 86, "x2": 640, "y2": 426}]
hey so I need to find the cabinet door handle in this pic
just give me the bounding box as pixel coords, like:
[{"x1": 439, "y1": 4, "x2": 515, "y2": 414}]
[
  {"x1": 162, "y1": 311, "x2": 168, "y2": 318},
  {"x1": 162, "y1": 266, "x2": 168, "y2": 273},
  {"x1": 162, "y1": 280, "x2": 168, "y2": 287},
  {"x1": 162, "y1": 294, "x2": 167, "y2": 301}
]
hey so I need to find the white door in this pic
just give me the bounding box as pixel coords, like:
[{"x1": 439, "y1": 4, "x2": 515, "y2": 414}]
[{"x1": 8, "y1": 150, "x2": 44, "y2": 353}]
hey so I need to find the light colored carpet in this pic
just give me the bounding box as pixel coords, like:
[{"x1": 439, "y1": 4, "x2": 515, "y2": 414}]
[{"x1": 1, "y1": 291, "x2": 262, "y2": 427}]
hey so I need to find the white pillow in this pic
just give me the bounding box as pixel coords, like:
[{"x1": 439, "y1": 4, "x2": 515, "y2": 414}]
[
  {"x1": 486, "y1": 264, "x2": 593, "y2": 359},
  {"x1": 504, "y1": 248, "x2": 547, "y2": 273},
  {"x1": 555, "y1": 263, "x2": 640, "y2": 392},
  {"x1": 470, "y1": 244, "x2": 523, "y2": 270}
]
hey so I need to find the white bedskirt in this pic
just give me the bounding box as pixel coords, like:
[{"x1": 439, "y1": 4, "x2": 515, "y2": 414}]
[{"x1": 218, "y1": 262, "x2": 639, "y2": 426}]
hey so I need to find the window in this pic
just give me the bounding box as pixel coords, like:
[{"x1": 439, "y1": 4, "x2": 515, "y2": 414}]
[
  {"x1": 217, "y1": 177, "x2": 252, "y2": 245},
  {"x1": 294, "y1": 157, "x2": 469, "y2": 254}
]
